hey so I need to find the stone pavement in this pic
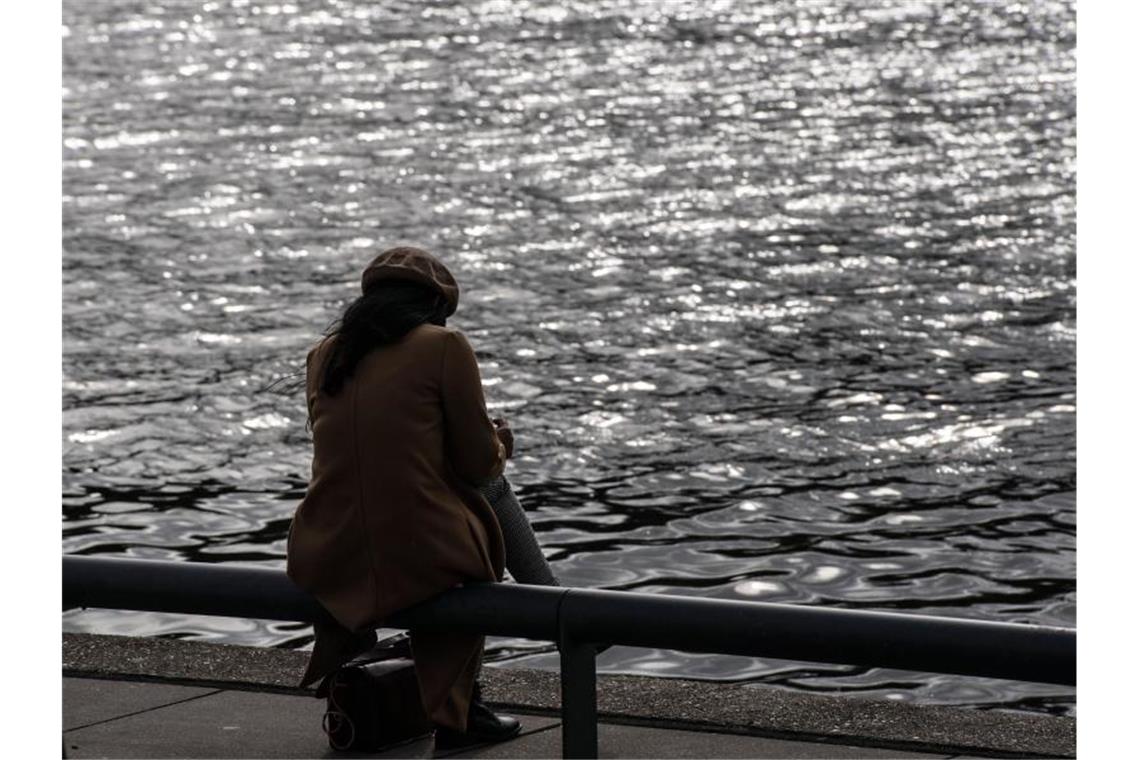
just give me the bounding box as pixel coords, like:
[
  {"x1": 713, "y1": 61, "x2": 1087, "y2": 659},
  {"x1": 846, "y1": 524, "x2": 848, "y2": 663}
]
[
  {"x1": 62, "y1": 634, "x2": 1075, "y2": 759},
  {"x1": 64, "y1": 676, "x2": 968, "y2": 759}
]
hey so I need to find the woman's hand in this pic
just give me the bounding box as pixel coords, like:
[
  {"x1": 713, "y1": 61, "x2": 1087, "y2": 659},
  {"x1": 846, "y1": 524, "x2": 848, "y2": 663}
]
[{"x1": 492, "y1": 417, "x2": 514, "y2": 459}]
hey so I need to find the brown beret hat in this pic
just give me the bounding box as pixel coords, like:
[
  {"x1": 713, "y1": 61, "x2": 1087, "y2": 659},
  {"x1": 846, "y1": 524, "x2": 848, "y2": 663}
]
[{"x1": 360, "y1": 246, "x2": 460, "y2": 316}]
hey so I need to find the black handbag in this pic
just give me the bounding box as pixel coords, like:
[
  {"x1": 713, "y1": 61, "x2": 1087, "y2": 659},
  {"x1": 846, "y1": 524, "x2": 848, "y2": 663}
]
[{"x1": 317, "y1": 635, "x2": 432, "y2": 752}]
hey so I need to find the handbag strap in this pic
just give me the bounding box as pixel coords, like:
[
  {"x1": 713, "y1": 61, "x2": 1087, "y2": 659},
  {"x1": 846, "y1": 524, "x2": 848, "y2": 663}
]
[
  {"x1": 321, "y1": 709, "x2": 356, "y2": 751},
  {"x1": 322, "y1": 675, "x2": 357, "y2": 750}
]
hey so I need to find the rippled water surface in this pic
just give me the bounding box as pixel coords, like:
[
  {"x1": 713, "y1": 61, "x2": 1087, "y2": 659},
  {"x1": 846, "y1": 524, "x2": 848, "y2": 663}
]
[{"x1": 62, "y1": 0, "x2": 1076, "y2": 715}]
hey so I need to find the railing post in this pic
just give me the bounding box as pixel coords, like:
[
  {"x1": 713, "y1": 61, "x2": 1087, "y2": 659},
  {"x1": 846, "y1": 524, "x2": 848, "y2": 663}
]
[{"x1": 558, "y1": 627, "x2": 598, "y2": 758}]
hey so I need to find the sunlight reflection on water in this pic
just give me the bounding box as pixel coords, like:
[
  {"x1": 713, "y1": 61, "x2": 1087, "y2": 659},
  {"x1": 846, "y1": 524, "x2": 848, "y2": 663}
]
[{"x1": 63, "y1": 0, "x2": 1074, "y2": 715}]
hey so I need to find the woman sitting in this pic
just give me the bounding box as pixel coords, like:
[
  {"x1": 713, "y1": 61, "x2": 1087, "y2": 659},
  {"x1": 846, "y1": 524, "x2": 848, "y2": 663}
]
[{"x1": 286, "y1": 246, "x2": 558, "y2": 748}]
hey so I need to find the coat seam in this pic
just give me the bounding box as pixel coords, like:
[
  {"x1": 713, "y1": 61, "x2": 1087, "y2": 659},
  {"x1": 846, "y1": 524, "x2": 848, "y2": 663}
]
[
  {"x1": 439, "y1": 329, "x2": 455, "y2": 479},
  {"x1": 349, "y1": 376, "x2": 382, "y2": 623},
  {"x1": 439, "y1": 328, "x2": 451, "y2": 412}
]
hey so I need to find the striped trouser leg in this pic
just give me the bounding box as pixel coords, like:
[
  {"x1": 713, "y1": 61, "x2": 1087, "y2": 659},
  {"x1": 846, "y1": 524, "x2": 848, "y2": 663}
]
[{"x1": 478, "y1": 475, "x2": 560, "y2": 587}]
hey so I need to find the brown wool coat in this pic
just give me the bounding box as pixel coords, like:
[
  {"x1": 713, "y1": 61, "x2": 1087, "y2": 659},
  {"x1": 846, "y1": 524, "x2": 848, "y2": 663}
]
[{"x1": 286, "y1": 324, "x2": 507, "y2": 730}]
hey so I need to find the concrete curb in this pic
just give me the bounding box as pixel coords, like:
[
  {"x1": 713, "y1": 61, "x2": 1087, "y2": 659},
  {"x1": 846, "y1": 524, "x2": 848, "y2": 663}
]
[{"x1": 63, "y1": 633, "x2": 1074, "y2": 758}]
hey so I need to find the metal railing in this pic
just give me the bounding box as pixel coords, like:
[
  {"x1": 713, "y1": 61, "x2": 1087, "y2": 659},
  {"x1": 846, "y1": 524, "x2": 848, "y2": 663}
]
[{"x1": 62, "y1": 556, "x2": 1075, "y2": 758}]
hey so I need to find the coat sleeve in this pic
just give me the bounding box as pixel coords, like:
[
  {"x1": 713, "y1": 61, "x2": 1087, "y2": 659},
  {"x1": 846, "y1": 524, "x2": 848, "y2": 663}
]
[{"x1": 440, "y1": 330, "x2": 506, "y2": 486}]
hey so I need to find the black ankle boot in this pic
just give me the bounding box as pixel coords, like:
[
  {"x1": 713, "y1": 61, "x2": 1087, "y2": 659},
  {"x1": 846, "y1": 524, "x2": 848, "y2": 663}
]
[{"x1": 434, "y1": 682, "x2": 521, "y2": 749}]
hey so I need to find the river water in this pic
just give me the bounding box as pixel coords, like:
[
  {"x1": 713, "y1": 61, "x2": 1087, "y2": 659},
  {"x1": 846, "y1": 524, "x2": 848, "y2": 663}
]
[{"x1": 62, "y1": 0, "x2": 1076, "y2": 715}]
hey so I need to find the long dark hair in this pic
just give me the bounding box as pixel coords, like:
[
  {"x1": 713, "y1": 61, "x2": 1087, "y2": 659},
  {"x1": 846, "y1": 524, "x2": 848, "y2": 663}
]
[{"x1": 319, "y1": 280, "x2": 449, "y2": 395}]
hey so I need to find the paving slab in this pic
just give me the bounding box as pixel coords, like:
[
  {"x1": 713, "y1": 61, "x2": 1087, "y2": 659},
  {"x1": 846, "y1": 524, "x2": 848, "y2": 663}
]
[
  {"x1": 63, "y1": 634, "x2": 1076, "y2": 758},
  {"x1": 445, "y1": 721, "x2": 952, "y2": 759},
  {"x1": 65, "y1": 685, "x2": 327, "y2": 759},
  {"x1": 308, "y1": 716, "x2": 566, "y2": 759},
  {"x1": 63, "y1": 677, "x2": 217, "y2": 731},
  {"x1": 63, "y1": 679, "x2": 558, "y2": 760},
  {"x1": 63, "y1": 678, "x2": 957, "y2": 760}
]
